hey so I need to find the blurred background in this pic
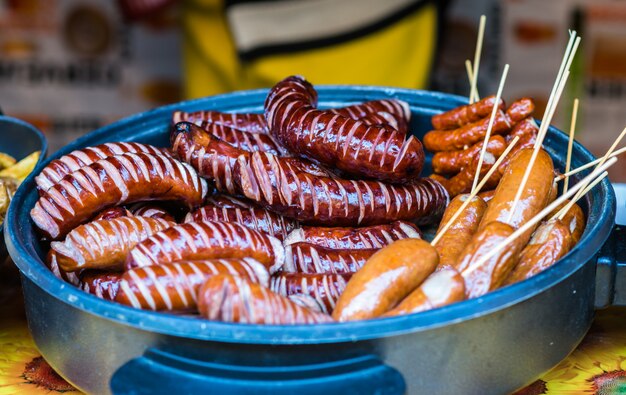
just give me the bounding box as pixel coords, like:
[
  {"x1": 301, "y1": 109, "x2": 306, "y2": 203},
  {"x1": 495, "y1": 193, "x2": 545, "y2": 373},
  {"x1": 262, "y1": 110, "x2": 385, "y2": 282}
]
[{"x1": 0, "y1": 0, "x2": 625, "y2": 179}]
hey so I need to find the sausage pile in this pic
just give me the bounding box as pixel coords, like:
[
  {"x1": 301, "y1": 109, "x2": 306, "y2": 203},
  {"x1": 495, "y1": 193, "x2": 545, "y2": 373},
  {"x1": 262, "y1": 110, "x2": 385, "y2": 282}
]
[
  {"x1": 30, "y1": 76, "x2": 451, "y2": 324},
  {"x1": 425, "y1": 96, "x2": 538, "y2": 198}
]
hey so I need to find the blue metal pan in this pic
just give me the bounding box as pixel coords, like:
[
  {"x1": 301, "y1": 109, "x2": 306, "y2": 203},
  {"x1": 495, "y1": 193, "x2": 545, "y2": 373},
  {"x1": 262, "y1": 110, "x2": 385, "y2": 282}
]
[{"x1": 5, "y1": 87, "x2": 625, "y2": 395}]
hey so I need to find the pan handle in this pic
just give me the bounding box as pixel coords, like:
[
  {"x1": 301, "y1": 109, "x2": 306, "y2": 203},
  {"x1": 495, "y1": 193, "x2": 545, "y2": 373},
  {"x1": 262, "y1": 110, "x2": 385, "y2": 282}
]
[
  {"x1": 110, "y1": 348, "x2": 406, "y2": 395},
  {"x1": 595, "y1": 225, "x2": 626, "y2": 308}
]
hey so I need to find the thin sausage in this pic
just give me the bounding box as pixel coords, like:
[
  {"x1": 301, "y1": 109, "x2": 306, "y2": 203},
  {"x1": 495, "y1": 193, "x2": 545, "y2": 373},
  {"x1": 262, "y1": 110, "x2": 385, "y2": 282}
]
[
  {"x1": 31, "y1": 152, "x2": 208, "y2": 240},
  {"x1": 332, "y1": 239, "x2": 438, "y2": 321},
  {"x1": 271, "y1": 273, "x2": 351, "y2": 314},
  {"x1": 505, "y1": 98, "x2": 535, "y2": 123},
  {"x1": 384, "y1": 268, "x2": 466, "y2": 316},
  {"x1": 434, "y1": 194, "x2": 487, "y2": 270},
  {"x1": 431, "y1": 135, "x2": 506, "y2": 175},
  {"x1": 80, "y1": 271, "x2": 123, "y2": 301},
  {"x1": 265, "y1": 76, "x2": 424, "y2": 183},
  {"x1": 283, "y1": 220, "x2": 421, "y2": 249},
  {"x1": 477, "y1": 189, "x2": 495, "y2": 203},
  {"x1": 198, "y1": 274, "x2": 333, "y2": 324},
  {"x1": 184, "y1": 203, "x2": 298, "y2": 241},
  {"x1": 173, "y1": 110, "x2": 268, "y2": 134},
  {"x1": 431, "y1": 95, "x2": 505, "y2": 130},
  {"x1": 283, "y1": 243, "x2": 377, "y2": 274},
  {"x1": 116, "y1": 258, "x2": 269, "y2": 312},
  {"x1": 125, "y1": 220, "x2": 285, "y2": 274},
  {"x1": 503, "y1": 219, "x2": 573, "y2": 285},
  {"x1": 52, "y1": 217, "x2": 174, "y2": 272}
]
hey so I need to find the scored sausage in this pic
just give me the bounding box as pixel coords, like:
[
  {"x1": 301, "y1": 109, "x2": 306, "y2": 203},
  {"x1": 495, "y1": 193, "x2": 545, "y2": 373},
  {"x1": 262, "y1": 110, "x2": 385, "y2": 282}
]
[
  {"x1": 423, "y1": 110, "x2": 512, "y2": 152},
  {"x1": 206, "y1": 194, "x2": 255, "y2": 209},
  {"x1": 93, "y1": 206, "x2": 131, "y2": 222},
  {"x1": 31, "y1": 152, "x2": 208, "y2": 240},
  {"x1": 173, "y1": 110, "x2": 268, "y2": 134},
  {"x1": 457, "y1": 221, "x2": 525, "y2": 298},
  {"x1": 384, "y1": 269, "x2": 466, "y2": 316},
  {"x1": 79, "y1": 271, "x2": 123, "y2": 301},
  {"x1": 434, "y1": 194, "x2": 487, "y2": 270},
  {"x1": 329, "y1": 99, "x2": 410, "y2": 134},
  {"x1": 198, "y1": 274, "x2": 333, "y2": 324},
  {"x1": 478, "y1": 148, "x2": 554, "y2": 244},
  {"x1": 503, "y1": 219, "x2": 573, "y2": 285},
  {"x1": 125, "y1": 220, "x2": 285, "y2": 274},
  {"x1": 431, "y1": 95, "x2": 505, "y2": 130},
  {"x1": 46, "y1": 250, "x2": 80, "y2": 286},
  {"x1": 35, "y1": 142, "x2": 167, "y2": 192},
  {"x1": 332, "y1": 239, "x2": 438, "y2": 321},
  {"x1": 271, "y1": 272, "x2": 351, "y2": 314},
  {"x1": 52, "y1": 216, "x2": 173, "y2": 272},
  {"x1": 199, "y1": 121, "x2": 284, "y2": 155},
  {"x1": 431, "y1": 135, "x2": 506, "y2": 175},
  {"x1": 116, "y1": 258, "x2": 269, "y2": 312},
  {"x1": 127, "y1": 203, "x2": 177, "y2": 222},
  {"x1": 283, "y1": 220, "x2": 421, "y2": 249},
  {"x1": 283, "y1": 243, "x2": 377, "y2": 274},
  {"x1": 184, "y1": 203, "x2": 298, "y2": 241},
  {"x1": 265, "y1": 76, "x2": 424, "y2": 183}
]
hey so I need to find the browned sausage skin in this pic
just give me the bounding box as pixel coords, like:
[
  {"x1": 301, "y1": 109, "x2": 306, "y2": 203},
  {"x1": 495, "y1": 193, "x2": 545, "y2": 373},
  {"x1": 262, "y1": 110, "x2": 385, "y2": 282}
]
[
  {"x1": 548, "y1": 201, "x2": 585, "y2": 245},
  {"x1": 198, "y1": 274, "x2": 333, "y2": 324},
  {"x1": 434, "y1": 194, "x2": 487, "y2": 270},
  {"x1": 198, "y1": 121, "x2": 285, "y2": 155},
  {"x1": 265, "y1": 76, "x2": 424, "y2": 183},
  {"x1": 283, "y1": 243, "x2": 377, "y2": 274},
  {"x1": 332, "y1": 239, "x2": 438, "y2": 321},
  {"x1": 80, "y1": 271, "x2": 123, "y2": 301},
  {"x1": 283, "y1": 220, "x2": 421, "y2": 249},
  {"x1": 125, "y1": 220, "x2": 285, "y2": 274},
  {"x1": 116, "y1": 258, "x2": 269, "y2": 312},
  {"x1": 431, "y1": 95, "x2": 505, "y2": 130},
  {"x1": 271, "y1": 272, "x2": 351, "y2": 314},
  {"x1": 503, "y1": 219, "x2": 573, "y2": 285},
  {"x1": 173, "y1": 110, "x2": 268, "y2": 134},
  {"x1": 384, "y1": 268, "x2": 466, "y2": 316},
  {"x1": 52, "y1": 216, "x2": 174, "y2": 272},
  {"x1": 505, "y1": 98, "x2": 535, "y2": 123},
  {"x1": 431, "y1": 135, "x2": 506, "y2": 175},
  {"x1": 30, "y1": 152, "x2": 208, "y2": 240}
]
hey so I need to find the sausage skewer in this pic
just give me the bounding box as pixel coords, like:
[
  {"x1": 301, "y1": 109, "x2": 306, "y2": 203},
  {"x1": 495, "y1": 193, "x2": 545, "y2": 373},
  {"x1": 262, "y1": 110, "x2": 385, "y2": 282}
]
[{"x1": 563, "y1": 98, "x2": 579, "y2": 194}]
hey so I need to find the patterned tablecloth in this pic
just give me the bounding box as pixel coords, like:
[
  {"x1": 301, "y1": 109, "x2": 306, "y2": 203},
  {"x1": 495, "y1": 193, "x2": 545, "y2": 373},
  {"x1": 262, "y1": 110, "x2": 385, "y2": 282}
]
[{"x1": 1, "y1": 265, "x2": 625, "y2": 395}]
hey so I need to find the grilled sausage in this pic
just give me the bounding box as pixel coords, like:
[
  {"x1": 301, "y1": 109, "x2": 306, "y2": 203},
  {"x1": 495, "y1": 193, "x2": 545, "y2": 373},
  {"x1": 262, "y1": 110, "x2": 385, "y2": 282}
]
[
  {"x1": 116, "y1": 258, "x2": 269, "y2": 312},
  {"x1": 548, "y1": 200, "x2": 585, "y2": 245},
  {"x1": 384, "y1": 268, "x2": 466, "y2": 316},
  {"x1": 283, "y1": 220, "x2": 421, "y2": 249},
  {"x1": 199, "y1": 121, "x2": 284, "y2": 155},
  {"x1": 431, "y1": 135, "x2": 506, "y2": 175},
  {"x1": 93, "y1": 206, "x2": 131, "y2": 221},
  {"x1": 283, "y1": 243, "x2": 377, "y2": 274},
  {"x1": 265, "y1": 76, "x2": 424, "y2": 183},
  {"x1": 503, "y1": 219, "x2": 573, "y2": 285},
  {"x1": 127, "y1": 203, "x2": 176, "y2": 222},
  {"x1": 498, "y1": 118, "x2": 539, "y2": 173},
  {"x1": 478, "y1": 148, "x2": 554, "y2": 244},
  {"x1": 287, "y1": 294, "x2": 326, "y2": 313},
  {"x1": 434, "y1": 194, "x2": 487, "y2": 270},
  {"x1": 505, "y1": 98, "x2": 535, "y2": 123},
  {"x1": 329, "y1": 99, "x2": 410, "y2": 134},
  {"x1": 173, "y1": 110, "x2": 268, "y2": 134},
  {"x1": 79, "y1": 271, "x2": 123, "y2": 301},
  {"x1": 423, "y1": 110, "x2": 512, "y2": 152},
  {"x1": 125, "y1": 221, "x2": 285, "y2": 274},
  {"x1": 52, "y1": 217, "x2": 174, "y2": 272},
  {"x1": 332, "y1": 239, "x2": 438, "y2": 321},
  {"x1": 31, "y1": 152, "x2": 208, "y2": 240},
  {"x1": 431, "y1": 95, "x2": 505, "y2": 130},
  {"x1": 457, "y1": 221, "x2": 525, "y2": 298},
  {"x1": 271, "y1": 273, "x2": 351, "y2": 314},
  {"x1": 197, "y1": 274, "x2": 333, "y2": 324},
  {"x1": 46, "y1": 250, "x2": 80, "y2": 286},
  {"x1": 184, "y1": 203, "x2": 298, "y2": 241},
  {"x1": 206, "y1": 194, "x2": 255, "y2": 209},
  {"x1": 477, "y1": 189, "x2": 496, "y2": 203},
  {"x1": 35, "y1": 142, "x2": 166, "y2": 192}
]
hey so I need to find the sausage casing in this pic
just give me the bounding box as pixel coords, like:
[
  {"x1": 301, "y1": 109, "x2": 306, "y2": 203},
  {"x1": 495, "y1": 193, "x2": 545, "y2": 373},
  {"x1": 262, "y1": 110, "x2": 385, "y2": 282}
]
[
  {"x1": 431, "y1": 95, "x2": 505, "y2": 130},
  {"x1": 116, "y1": 258, "x2": 269, "y2": 311},
  {"x1": 52, "y1": 217, "x2": 174, "y2": 272},
  {"x1": 46, "y1": 250, "x2": 80, "y2": 286},
  {"x1": 384, "y1": 268, "x2": 465, "y2": 316},
  {"x1": 31, "y1": 152, "x2": 208, "y2": 240},
  {"x1": 80, "y1": 271, "x2": 123, "y2": 301},
  {"x1": 93, "y1": 206, "x2": 131, "y2": 221},
  {"x1": 329, "y1": 99, "x2": 410, "y2": 134},
  {"x1": 284, "y1": 220, "x2": 421, "y2": 249},
  {"x1": 548, "y1": 200, "x2": 585, "y2": 245},
  {"x1": 332, "y1": 239, "x2": 438, "y2": 321},
  {"x1": 505, "y1": 98, "x2": 535, "y2": 123},
  {"x1": 265, "y1": 76, "x2": 424, "y2": 183},
  {"x1": 198, "y1": 274, "x2": 333, "y2": 324},
  {"x1": 173, "y1": 110, "x2": 268, "y2": 134},
  {"x1": 127, "y1": 203, "x2": 176, "y2": 222},
  {"x1": 184, "y1": 203, "x2": 298, "y2": 241},
  {"x1": 503, "y1": 219, "x2": 573, "y2": 285},
  {"x1": 199, "y1": 121, "x2": 284, "y2": 155},
  {"x1": 283, "y1": 243, "x2": 376, "y2": 274},
  {"x1": 434, "y1": 194, "x2": 487, "y2": 270},
  {"x1": 125, "y1": 220, "x2": 285, "y2": 274},
  {"x1": 271, "y1": 272, "x2": 351, "y2": 314},
  {"x1": 431, "y1": 135, "x2": 506, "y2": 175}
]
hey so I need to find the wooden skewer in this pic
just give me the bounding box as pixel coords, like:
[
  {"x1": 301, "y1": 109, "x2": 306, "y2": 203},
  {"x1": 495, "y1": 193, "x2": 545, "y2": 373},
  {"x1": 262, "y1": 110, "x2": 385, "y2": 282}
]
[
  {"x1": 471, "y1": 64, "x2": 510, "y2": 193},
  {"x1": 563, "y1": 98, "x2": 579, "y2": 194},
  {"x1": 465, "y1": 60, "x2": 479, "y2": 101},
  {"x1": 469, "y1": 15, "x2": 486, "y2": 104},
  {"x1": 431, "y1": 136, "x2": 520, "y2": 246},
  {"x1": 556, "y1": 145, "x2": 626, "y2": 181},
  {"x1": 462, "y1": 157, "x2": 617, "y2": 277},
  {"x1": 555, "y1": 172, "x2": 608, "y2": 222}
]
